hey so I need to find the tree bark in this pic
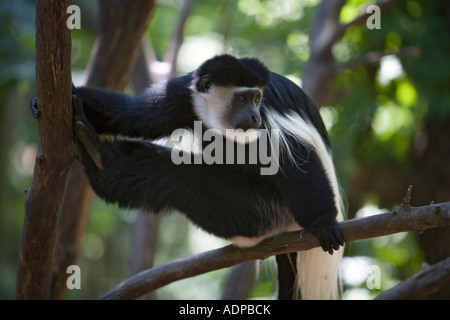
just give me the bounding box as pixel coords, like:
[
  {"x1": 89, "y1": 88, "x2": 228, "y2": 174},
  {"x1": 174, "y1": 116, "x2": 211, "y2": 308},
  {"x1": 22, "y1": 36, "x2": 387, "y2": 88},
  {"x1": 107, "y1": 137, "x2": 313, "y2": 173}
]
[
  {"x1": 49, "y1": 0, "x2": 156, "y2": 299},
  {"x1": 16, "y1": 0, "x2": 76, "y2": 300}
]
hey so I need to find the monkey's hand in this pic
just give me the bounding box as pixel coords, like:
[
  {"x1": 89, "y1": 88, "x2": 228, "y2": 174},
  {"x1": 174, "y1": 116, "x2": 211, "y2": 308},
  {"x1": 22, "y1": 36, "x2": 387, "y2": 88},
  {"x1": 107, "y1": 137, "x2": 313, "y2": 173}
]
[{"x1": 309, "y1": 220, "x2": 344, "y2": 255}]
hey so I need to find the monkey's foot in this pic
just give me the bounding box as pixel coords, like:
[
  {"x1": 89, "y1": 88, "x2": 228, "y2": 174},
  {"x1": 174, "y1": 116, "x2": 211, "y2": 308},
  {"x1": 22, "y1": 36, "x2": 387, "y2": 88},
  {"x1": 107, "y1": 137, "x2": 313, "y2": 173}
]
[
  {"x1": 29, "y1": 96, "x2": 40, "y2": 119},
  {"x1": 309, "y1": 221, "x2": 344, "y2": 255}
]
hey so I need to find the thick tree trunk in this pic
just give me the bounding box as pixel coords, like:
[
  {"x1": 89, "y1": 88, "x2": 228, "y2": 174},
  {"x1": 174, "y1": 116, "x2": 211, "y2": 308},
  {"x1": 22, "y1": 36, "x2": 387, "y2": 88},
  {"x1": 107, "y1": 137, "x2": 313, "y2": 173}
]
[
  {"x1": 49, "y1": 0, "x2": 156, "y2": 299},
  {"x1": 16, "y1": 0, "x2": 75, "y2": 300}
]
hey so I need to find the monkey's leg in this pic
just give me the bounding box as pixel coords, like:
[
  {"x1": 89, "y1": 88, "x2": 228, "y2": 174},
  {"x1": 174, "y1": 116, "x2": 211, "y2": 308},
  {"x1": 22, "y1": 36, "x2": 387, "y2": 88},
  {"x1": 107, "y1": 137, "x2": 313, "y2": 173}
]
[
  {"x1": 73, "y1": 95, "x2": 115, "y2": 170},
  {"x1": 276, "y1": 253, "x2": 297, "y2": 300}
]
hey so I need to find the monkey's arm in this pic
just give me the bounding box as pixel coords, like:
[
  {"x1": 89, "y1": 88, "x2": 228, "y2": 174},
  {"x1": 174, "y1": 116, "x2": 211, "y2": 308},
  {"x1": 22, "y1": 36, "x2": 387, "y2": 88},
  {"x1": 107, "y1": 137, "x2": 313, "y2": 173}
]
[
  {"x1": 74, "y1": 86, "x2": 139, "y2": 136},
  {"x1": 280, "y1": 152, "x2": 344, "y2": 254},
  {"x1": 73, "y1": 75, "x2": 196, "y2": 139}
]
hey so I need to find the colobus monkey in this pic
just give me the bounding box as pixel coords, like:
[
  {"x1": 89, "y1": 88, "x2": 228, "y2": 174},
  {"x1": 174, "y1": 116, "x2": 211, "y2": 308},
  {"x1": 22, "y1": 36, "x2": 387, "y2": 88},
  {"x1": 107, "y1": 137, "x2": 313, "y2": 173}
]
[{"x1": 68, "y1": 54, "x2": 345, "y2": 299}]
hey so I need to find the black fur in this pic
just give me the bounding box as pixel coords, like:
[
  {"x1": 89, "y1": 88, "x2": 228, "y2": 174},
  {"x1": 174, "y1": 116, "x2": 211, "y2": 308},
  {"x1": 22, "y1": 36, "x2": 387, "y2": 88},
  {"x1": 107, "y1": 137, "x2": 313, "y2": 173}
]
[
  {"x1": 192, "y1": 54, "x2": 270, "y2": 92},
  {"x1": 263, "y1": 72, "x2": 331, "y2": 147},
  {"x1": 73, "y1": 54, "x2": 344, "y2": 254}
]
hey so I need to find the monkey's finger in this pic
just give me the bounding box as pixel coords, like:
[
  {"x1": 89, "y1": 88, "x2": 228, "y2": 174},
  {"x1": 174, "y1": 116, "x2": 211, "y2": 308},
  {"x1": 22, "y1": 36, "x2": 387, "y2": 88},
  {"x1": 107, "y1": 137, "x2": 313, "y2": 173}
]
[
  {"x1": 336, "y1": 228, "x2": 345, "y2": 247},
  {"x1": 319, "y1": 237, "x2": 334, "y2": 255},
  {"x1": 331, "y1": 238, "x2": 341, "y2": 251},
  {"x1": 326, "y1": 246, "x2": 333, "y2": 255}
]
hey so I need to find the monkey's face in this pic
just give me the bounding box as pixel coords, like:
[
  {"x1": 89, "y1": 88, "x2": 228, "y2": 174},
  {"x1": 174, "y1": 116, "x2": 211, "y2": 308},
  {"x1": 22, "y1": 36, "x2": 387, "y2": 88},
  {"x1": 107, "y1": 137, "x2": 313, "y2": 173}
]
[{"x1": 192, "y1": 85, "x2": 263, "y2": 144}]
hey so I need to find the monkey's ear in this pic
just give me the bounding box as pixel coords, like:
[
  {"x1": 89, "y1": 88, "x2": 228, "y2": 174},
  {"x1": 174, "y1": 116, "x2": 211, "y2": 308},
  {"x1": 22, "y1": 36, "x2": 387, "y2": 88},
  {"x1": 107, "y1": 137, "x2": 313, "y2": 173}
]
[{"x1": 198, "y1": 74, "x2": 211, "y2": 92}]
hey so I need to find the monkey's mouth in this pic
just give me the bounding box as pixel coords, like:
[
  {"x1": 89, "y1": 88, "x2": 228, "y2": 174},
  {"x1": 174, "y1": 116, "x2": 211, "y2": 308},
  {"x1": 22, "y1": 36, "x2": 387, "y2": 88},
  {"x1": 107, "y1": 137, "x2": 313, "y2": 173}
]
[{"x1": 236, "y1": 124, "x2": 260, "y2": 131}]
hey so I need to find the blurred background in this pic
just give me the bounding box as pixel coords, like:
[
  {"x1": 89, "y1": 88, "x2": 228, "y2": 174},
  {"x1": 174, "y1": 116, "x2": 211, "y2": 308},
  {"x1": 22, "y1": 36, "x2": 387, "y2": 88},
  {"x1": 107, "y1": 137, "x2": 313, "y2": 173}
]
[{"x1": 1, "y1": 0, "x2": 449, "y2": 299}]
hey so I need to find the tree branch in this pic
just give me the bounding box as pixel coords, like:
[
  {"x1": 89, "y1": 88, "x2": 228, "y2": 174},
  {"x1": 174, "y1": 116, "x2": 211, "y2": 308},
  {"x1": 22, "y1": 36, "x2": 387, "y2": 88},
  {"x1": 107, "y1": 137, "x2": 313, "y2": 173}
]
[
  {"x1": 337, "y1": 47, "x2": 421, "y2": 71},
  {"x1": 303, "y1": 0, "x2": 406, "y2": 106},
  {"x1": 50, "y1": 0, "x2": 157, "y2": 299},
  {"x1": 302, "y1": 0, "x2": 345, "y2": 106},
  {"x1": 16, "y1": 0, "x2": 75, "y2": 300},
  {"x1": 163, "y1": 0, "x2": 194, "y2": 77},
  {"x1": 102, "y1": 199, "x2": 450, "y2": 300},
  {"x1": 85, "y1": 0, "x2": 156, "y2": 90},
  {"x1": 131, "y1": 39, "x2": 156, "y2": 93},
  {"x1": 375, "y1": 256, "x2": 450, "y2": 300},
  {"x1": 336, "y1": 0, "x2": 405, "y2": 41}
]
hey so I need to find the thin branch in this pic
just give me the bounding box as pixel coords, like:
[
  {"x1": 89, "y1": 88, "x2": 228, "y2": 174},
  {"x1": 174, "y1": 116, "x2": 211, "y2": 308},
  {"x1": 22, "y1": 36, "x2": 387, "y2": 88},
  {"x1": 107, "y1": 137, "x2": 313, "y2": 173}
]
[
  {"x1": 403, "y1": 185, "x2": 413, "y2": 206},
  {"x1": 163, "y1": 0, "x2": 194, "y2": 77},
  {"x1": 302, "y1": 0, "x2": 345, "y2": 105},
  {"x1": 308, "y1": 0, "x2": 346, "y2": 57},
  {"x1": 337, "y1": 47, "x2": 421, "y2": 71},
  {"x1": 102, "y1": 200, "x2": 450, "y2": 300},
  {"x1": 375, "y1": 256, "x2": 450, "y2": 300},
  {"x1": 85, "y1": 0, "x2": 156, "y2": 90},
  {"x1": 303, "y1": 0, "x2": 406, "y2": 106},
  {"x1": 131, "y1": 39, "x2": 156, "y2": 92},
  {"x1": 334, "y1": 0, "x2": 405, "y2": 45}
]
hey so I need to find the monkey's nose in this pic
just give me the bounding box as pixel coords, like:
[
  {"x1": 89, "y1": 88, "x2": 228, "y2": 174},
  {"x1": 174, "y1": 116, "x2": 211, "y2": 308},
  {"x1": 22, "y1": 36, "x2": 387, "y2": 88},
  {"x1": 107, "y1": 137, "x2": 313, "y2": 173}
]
[
  {"x1": 247, "y1": 108, "x2": 261, "y2": 128},
  {"x1": 251, "y1": 114, "x2": 261, "y2": 127},
  {"x1": 236, "y1": 113, "x2": 261, "y2": 131}
]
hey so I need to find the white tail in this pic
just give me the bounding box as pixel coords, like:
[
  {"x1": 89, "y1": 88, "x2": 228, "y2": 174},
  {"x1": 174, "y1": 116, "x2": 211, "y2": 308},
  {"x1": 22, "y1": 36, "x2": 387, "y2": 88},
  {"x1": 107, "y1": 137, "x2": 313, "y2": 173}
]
[
  {"x1": 294, "y1": 209, "x2": 344, "y2": 299},
  {"x1": 267, "y1": 110, "x2": 345, "y2": 300}
]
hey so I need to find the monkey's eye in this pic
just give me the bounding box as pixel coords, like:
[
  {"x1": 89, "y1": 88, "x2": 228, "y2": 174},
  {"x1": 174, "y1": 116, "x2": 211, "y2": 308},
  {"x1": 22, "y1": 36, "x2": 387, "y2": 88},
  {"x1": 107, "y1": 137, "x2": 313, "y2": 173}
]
[
  {"x1": 239, "y1": 95, "x2": 246, "y2": 102},
  {"x1": 255, "y1": 96, "x2": 261, "y2": 103}
]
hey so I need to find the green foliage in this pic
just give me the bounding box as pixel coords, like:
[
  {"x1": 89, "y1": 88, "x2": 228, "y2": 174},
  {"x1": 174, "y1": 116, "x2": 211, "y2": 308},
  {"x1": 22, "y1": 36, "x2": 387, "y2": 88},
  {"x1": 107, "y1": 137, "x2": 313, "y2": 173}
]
[
  {"x1": 0, "y1": 0, "x2": 35, "y2": 85},
  {"x1": 343, "y1": 232, "x2": 424, "y2": 299}
]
